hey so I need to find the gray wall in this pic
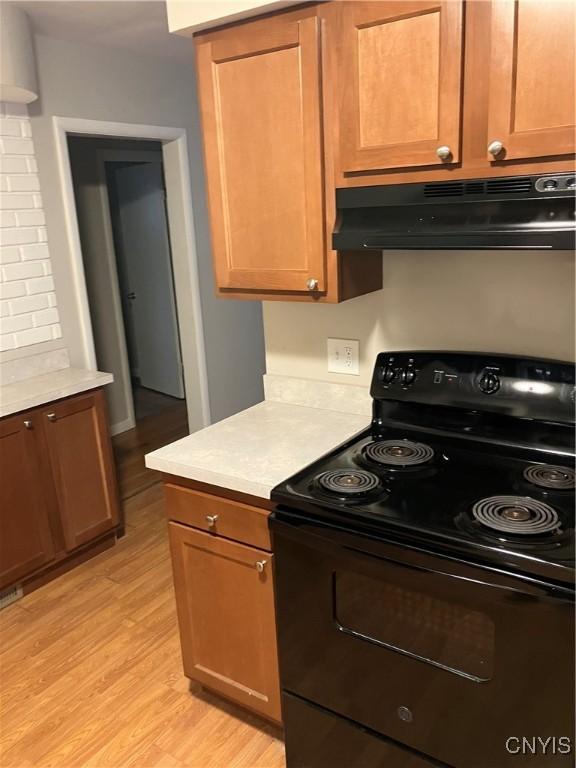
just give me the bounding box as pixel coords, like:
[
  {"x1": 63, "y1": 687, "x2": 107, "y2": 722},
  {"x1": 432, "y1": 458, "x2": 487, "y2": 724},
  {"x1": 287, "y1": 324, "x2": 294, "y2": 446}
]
[{"x1": 28, "y1": 33, "x2": 265, "y2": 424}]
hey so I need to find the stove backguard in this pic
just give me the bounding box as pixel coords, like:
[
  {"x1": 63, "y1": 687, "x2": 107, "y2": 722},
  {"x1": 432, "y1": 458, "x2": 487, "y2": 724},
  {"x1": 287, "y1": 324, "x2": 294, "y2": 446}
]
[{"x1": 370, "y1": 352, "x2": 575, "y2": 433}]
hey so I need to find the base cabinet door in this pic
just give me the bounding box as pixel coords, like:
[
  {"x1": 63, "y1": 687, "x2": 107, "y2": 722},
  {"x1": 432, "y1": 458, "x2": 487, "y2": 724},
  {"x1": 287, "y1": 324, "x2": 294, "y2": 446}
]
[
  {"x1": 42, "y1": 390, "x2": 119, "y2": 552},
  {"x1": 0, "y1": 414, "x2": 54, "y2": 589},
  {"x1": 195, "y1": 7, "x2": 326, "y2": 294},
  {"x1": 488, "y1": 0, "x2": 575, "y2": 161},
  {"x1": 168, "y1": 522, "x2": 281, "y2": 723},
  {"x1": 336, "y1": 0, "x2": 464, "y2": 173}
]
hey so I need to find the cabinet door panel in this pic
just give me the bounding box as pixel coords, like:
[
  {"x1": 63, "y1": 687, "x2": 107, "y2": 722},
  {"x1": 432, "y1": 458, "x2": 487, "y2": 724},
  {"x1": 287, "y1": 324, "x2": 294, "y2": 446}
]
[
  {"x1": 488, "y1": 0, "x2": 575, "y2": 161},
  {"x1": 0, "y1": 414, "x2": 54, "y2": 589},
  {"x1": 42, "y1": 391, "x2": 119, "y2": 551},
  {"x1": 195, "y1": 9, "x2": 325, "y2": 293},
  {"x1": 338, "y1": 1, "x2": 464, "y2": 172},
  {"x1": 169, "y1": 522, "x2": 281, "y2": 722}
]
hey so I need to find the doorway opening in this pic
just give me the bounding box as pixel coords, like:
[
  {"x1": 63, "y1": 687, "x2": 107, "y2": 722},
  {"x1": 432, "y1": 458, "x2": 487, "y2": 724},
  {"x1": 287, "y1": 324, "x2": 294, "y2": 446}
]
[{"x1": 68, "y1": 137, "x2": 189, "y2": 493}]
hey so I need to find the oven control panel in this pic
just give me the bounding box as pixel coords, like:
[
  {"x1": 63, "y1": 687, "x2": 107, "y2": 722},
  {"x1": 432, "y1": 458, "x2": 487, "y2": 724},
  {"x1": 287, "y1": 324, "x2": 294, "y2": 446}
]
[{"x1": 371, "y1": 352, "x2": 575, "y2": 423}]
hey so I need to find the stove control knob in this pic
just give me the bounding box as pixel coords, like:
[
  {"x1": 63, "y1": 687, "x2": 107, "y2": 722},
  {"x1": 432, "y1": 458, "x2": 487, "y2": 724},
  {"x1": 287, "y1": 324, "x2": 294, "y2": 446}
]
[
  {"x1": 382, "y1": 364, "x2": 395, "y2": 384},
  {"x1": 479, "y1": 370, "x2": 501, "y2": 394},
  {"x1": 400, "y1": 367, "x2": 416, "y2": 386}
]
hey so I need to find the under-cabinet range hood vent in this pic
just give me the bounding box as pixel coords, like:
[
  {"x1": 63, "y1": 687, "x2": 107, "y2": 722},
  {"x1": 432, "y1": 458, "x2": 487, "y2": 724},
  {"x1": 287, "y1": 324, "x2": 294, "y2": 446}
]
[{"x1": 333, "y1": 173, "x2": 575, "y2": 251}]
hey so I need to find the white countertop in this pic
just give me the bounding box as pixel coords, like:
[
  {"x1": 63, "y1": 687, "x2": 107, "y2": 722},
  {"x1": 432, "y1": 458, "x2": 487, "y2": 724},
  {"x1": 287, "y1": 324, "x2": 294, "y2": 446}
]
[
  {"x1": 145, "y1": 400, "x2": 368, "y2": 499},
  {"x1": 0, "y1": 367, "x2": 113, "y2": 418}
]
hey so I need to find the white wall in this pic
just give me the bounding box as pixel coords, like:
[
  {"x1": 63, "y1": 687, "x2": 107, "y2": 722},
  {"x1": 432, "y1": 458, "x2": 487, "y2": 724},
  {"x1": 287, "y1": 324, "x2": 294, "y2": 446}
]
[
  {"x1": 0, "y1": 102, "x2": 62, "y2": 353},
  {"x1": 167, "y1": 1, "x2": 298, "y2": 33},
  {"x1": 264, "y1": 250, "x2": 576, "y2": 386},
  {"x1": 28, "y1": 33, "x2": 265, "y2": 423}
]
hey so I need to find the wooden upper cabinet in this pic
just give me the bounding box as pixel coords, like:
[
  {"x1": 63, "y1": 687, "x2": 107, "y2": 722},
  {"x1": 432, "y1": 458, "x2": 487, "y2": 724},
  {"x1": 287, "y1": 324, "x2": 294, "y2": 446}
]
[
  {"x1": 42, "y1": 390, "x2": 119, "y2": 552},
  {"x1": 195, "y1": 7, "x2": 326, "y2": 294},
  {"x1": 0, "y1": 414, "x2": 54, "y2": 590},
  {"x1": 488, "y1": 0, "x2": 576, "y2": 162},
  {"x1": 337, "y1": 1, "x2": 464, "y2": 173},
  {"x1": 169, "y1": 522, "x2": 281, "y2": 723}
]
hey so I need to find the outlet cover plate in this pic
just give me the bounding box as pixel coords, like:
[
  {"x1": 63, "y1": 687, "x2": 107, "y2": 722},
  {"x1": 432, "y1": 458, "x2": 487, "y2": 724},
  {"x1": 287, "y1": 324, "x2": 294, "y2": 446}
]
[{"x1": 327, "y1": 338, "x2": 359, "y2": 375}]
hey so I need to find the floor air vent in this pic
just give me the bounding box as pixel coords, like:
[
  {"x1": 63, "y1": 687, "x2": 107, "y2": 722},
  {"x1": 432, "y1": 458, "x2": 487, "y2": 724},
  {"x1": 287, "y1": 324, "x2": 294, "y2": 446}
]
[{"x1": 0, "y1": 584, "x2": 23, "y2": 610}]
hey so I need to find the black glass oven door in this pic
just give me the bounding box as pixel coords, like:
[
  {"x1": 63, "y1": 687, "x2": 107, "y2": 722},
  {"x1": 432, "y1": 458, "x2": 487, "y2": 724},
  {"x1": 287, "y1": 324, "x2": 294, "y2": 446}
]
[{"x1": 272, "y1": 513, "x2": 575, "y2": 768}]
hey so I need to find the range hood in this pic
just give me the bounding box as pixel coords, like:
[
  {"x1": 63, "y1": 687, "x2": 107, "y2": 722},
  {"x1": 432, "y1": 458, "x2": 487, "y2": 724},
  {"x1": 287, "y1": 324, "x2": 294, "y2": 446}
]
[{"x1": 333, "y1": 173, "x2": 575, "y2": 251}]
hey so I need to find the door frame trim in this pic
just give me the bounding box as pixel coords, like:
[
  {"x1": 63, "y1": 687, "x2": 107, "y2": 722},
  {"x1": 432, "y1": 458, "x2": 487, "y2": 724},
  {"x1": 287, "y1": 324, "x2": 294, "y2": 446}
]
[{"x1": 52, "y1": 116, "x2": 211, "y2": 430}]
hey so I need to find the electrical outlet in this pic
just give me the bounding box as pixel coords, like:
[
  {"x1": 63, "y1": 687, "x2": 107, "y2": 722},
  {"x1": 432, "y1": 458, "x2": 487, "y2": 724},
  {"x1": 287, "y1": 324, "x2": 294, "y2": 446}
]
[{"x1": 327, "y1": 338, "x2": 359, "y2": 375}]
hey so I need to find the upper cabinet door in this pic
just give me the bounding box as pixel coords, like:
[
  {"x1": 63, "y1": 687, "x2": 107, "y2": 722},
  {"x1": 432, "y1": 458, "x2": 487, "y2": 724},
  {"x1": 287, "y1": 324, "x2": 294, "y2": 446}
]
[
  {"x1": 42, "y1": 390, "x2": 119, "y2": 552},
  {"x1": 338, "y1": 1, "x2": 464, "y2": 173},
  {"x1": 487, "y1": 0, "x2": 575, "y2": 162},
  {"x1": 195, "y1": 9, "x2": 326, "y2": 293}
]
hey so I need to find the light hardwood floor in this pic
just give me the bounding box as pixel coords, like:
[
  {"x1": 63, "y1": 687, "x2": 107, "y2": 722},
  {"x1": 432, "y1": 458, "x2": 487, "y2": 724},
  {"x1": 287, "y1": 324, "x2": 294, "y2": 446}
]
[{"x1": 0, "y1": 405, "x2": 286, "y2": 768}]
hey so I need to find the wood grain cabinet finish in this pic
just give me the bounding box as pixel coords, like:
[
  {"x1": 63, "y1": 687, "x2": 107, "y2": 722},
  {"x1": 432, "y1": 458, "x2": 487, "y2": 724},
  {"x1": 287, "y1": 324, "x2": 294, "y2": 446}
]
[
  {"x1": 336, "y1": 0, "x2": 464, "y2": 173},
  {"x1": 487, "y1": 0, "x2": 575, "y2": 162},
  {"x1": 0, "y1": 414, "x2": 55, "y2": 590},
  {"x1": 195, "y1": 6, "x2": 326, "y2": 295},
  {"x1": 169, "y1": 521, "x2": 281, "y2": 723},
  {"x1": 42, "y1": 390, "x2": 120, "y2": 552},
  {"x1": 0, "y1": 388, "x2": 120, "y2": 594}
]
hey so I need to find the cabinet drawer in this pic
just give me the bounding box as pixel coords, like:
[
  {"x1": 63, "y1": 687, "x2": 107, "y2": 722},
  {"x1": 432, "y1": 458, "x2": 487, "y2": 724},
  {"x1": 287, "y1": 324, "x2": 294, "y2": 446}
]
[{"x1": 164, "y1": 484, "x2": 271, "y2": 551}]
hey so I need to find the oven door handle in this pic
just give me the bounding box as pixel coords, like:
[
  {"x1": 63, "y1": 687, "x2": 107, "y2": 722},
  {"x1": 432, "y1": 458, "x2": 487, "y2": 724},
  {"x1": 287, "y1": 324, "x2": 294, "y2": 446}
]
[
  {"x1": 271, "y1": 510, "x2": 574, "y2": 601},
  {"x1": 343, "y1": 544, "x2": 571, "y2": 600}
]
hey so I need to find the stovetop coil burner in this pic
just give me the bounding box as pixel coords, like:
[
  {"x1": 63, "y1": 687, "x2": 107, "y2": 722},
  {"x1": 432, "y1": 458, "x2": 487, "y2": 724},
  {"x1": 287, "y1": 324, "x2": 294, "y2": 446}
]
[
  {"x1": 523, "y1": 464, "x2": 575, "y2": 490},
  {"x1": 471, "y1": 495, "x2": 561, "y2": 536},
  {"x1": 316, "y1": 469, "x2": 381, "y2": 496},
  {"x1": 363, "y1": 439, "x2": 434, "y2": 467}
]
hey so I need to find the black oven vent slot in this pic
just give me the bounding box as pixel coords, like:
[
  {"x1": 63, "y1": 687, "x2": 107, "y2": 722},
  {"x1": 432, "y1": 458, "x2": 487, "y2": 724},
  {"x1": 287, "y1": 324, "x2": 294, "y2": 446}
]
[
  {"x1": 486, "y1": 178, "x2": 533, "y2": 194},
  {"x1": 424, "y1": 182, "x2": 465, "y2": 198},
  {"x1": 464, "y1": 181, "x2": 485, "y2": 195},
  {"x1": 423, "y1": 178, "x2": 533, "y2": 199}
]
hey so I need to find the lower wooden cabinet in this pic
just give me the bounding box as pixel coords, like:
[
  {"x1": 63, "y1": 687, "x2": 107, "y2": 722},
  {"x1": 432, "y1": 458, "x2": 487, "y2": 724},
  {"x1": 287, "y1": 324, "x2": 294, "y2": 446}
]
[
  {"x1": 166, "y1": 484, "x2": 281, "y2": 724},
  {"x1": 0, "y1": 414, "x2": 55, "y2": 588},
  {"x1": 0, "y1": 387, "x2": 120, "y2": 593},
  {"x1": 42, "y1": 392, "x2": 119, "y2": 551}
]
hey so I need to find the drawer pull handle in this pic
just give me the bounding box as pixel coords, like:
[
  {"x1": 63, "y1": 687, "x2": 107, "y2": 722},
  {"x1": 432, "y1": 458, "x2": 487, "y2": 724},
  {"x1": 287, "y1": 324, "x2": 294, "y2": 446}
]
[
  {"x1": 256, "y1": 560, "x2": 267, "y2": 573},
  {"x1": 205, "y1": 514, "x2": 218, "y2": 528},
  {"x1": 47, "y1": 412, "x2": 57, "y2": 422},
  {"x1": 23, "y1": 420, "x2": 33, "y2": 429}
]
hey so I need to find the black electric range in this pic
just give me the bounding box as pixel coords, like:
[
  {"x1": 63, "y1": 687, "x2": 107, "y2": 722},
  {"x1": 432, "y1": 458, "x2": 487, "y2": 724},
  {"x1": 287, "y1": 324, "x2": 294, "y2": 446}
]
[{"x1": 270, "y1": 352, "x2": 575, "y2": 768}]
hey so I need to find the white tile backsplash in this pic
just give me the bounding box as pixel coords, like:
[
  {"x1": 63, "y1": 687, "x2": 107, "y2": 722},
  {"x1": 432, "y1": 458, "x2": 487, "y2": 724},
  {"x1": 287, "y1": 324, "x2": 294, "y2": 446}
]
[{"x1": 0, "y1": 103, "x2": 62, "y2": 352}]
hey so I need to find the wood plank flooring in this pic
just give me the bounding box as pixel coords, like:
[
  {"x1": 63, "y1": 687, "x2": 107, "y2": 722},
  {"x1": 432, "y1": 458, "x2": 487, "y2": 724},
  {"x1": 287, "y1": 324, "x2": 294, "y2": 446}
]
[{"x1": 0, "y1": 407, "x2": 286, "y2": 768}]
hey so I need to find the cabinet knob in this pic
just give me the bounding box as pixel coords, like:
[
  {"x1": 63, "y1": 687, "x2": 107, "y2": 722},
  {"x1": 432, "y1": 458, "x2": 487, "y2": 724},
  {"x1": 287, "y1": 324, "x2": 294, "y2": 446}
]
[
  {"x1": 205, "y1": 514, "x2": 218, "y2": 528},
  {"x1": 23, "y1": 420, "x2": 33, "y2": 430},
  {"x1": 255, "y1": 560, "x2": 267, "y2": 573},
  {"x1": 488, "y1": 140, "x2": 504, "y2": 158},
  {"x1": 306, "y1": 278, "x2": 319, "y2": 291},
  {"x1": 436, "y1": 145, "x2": 452, "y2": 161},
  {"x1": 46, "y1": 412, "x2": 57, "y2": 422}
]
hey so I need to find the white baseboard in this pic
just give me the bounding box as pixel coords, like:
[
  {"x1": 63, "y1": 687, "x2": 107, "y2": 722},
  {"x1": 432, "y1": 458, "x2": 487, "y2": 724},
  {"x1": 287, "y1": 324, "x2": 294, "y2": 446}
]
[{"x1": 110, "y1": 416, "x2": 136, "y2": 436}]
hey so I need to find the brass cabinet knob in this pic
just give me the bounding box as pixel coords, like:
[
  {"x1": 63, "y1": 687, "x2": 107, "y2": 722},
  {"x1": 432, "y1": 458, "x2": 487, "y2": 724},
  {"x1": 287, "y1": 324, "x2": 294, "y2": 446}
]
[
  {"x1": 23, "y1": 420, "x2": 33, "y2": 430},
  {"x1": 205, "y1": 514, "x2": 218, "y2": 528},
  {"x1": 488, "y1": 140, "x2": 504, "y2": 158},
  {"x1": 46, "y1": 412, "x2": 57, "y2": 422},
  {"x1": 436, "y1": 145, "x2": 452, "y2": 161},
  {"x1": 255, "y1": 560, "x2": 267, "y2": 573},
  {"x1": 306, "y1": 278, "x2": 319, "y2": 291}
]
